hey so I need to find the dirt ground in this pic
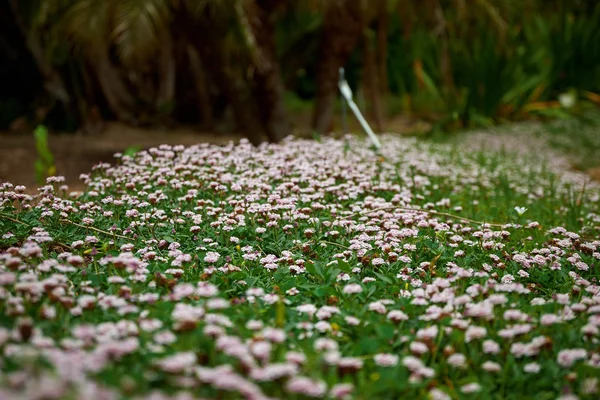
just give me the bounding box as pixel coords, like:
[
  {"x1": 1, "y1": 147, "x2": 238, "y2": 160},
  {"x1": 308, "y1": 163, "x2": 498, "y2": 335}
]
[
  {"x1": 2, "y1": 116, "x2": 598, "y2": 193},
  {"x1": 0, "y1": 122, "x2": 245, "y2": 190},
  {"x1": 0, "y1": 116, "x2": 430, "y2": 191}
]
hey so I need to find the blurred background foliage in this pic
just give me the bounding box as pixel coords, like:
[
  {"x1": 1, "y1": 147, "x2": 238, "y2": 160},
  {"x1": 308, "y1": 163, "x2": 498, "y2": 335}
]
[{"x1": 1, "y1": 0, "x2": 599, "y2": 143}]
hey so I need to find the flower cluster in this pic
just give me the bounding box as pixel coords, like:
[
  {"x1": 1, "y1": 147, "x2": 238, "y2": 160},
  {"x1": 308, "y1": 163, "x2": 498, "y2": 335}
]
[{"x1": 0, "y1": 135, "x2": 599, "y2": 399}]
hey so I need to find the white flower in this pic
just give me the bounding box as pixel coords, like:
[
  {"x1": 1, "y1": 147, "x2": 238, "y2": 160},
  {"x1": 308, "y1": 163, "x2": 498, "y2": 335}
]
[
  {"x1": 447, "y1": 353, "x2": 467, "y2": 368},
  {"x1": 482, "y1": 361, "x2": 501, "y2": 372},
  {"x1": 460, "y1": 383, "x2": 481, "y2": 394},
  {"x1": 343, "y1": 283, "x2": 363, "y2": 294},
  {"x1": 523, "y1": 362, "x2": 541, "y2": 374},
  {"x1": 429, "y1": 388, "x2": 451, "y2": 400},
  {"x1": 558, "y1": 91, "x2": 576, "y2": 109},
  {"x1": 514, "y1": 206, "x2": 528, "y2": 216},
  {"x1": 374, "y1": 353, "x2": 399, "y2": 367}
]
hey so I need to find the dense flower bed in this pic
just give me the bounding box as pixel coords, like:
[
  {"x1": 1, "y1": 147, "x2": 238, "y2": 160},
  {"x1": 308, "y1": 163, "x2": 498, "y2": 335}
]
[{"x1": 0, "y1": 135, "x2": 599, "y2": 399}]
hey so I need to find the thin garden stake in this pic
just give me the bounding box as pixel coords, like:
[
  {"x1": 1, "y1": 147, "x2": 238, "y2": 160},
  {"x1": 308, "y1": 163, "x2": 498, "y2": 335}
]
[
  {"x1": 338, "y1": 68, "x2": 382, "y2": 150},
  {"x1": 339, "y1": 68, "x2": 348, "y2": 133}
]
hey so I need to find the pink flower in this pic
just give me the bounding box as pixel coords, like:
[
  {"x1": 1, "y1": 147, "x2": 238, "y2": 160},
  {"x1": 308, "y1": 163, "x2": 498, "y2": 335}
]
[
  {"x1": 285, "y1": 351, "x2": 306, "y2": 365},
  {"x1": 153, "y1": 330, "x2": 177, "y2": 345},
  {"x1": 482, "y1": 361, "x2": 501, "y2": 372},
  {"x1": 250, "y1": 341, "x2": 272, "y2": 361},
  {"x1": 337, "y1": 357, "x2": 364, "y2": 371},
  {"x1": 581, "y1": 378, "x2": 598, "y2": 395},
  {"x1": 203, "y1": 252, "x2": 220, "y2": 263},
  {"x1": 582, "y1": 324, "x2": 599, "y2": 336},
  {"x1": 465, "y1": 326, "x2": 487, "y2": 342},
  {"x1": 296, "y1": 304, "x2": 317, "y2": 315},
  {"x1": 371, "y1": 258, "x2": 385, "y2": 266},
  {"x1": 482, "y1": 340, "x2": 501, "y2": 355},
  {"x1": 262, "y1": 327, "x2": 286, "y2": 343},
  {"x1": 343, "y1": 284, "x2": 363, "y2": 294},
  {"x1": 316, "y1": 306, "x2": 340, "y2": 320},
  {"x1": 314, "y1": 338, "x2": 338, "y2": 352},
  {"x1": 402, "y1": 355, "x2": 434, "y2": 377},
  {"x1": 460, "y1": 383, "x2": 481, "y2": 394},
  {"x1": 429, "y1": 388, "x2": 451, "y2": 400},
  {"x1": 206, "y1": 298, "x2": 230, "y2": 310},
  {"x1": 196, "y1": 282, "x2": 219, "y2": 297},
  {"x1": 250, "y1": 362, "x2": 298, "y2": 381},
  {"x1": 246, "y1": 320, "x2": 264, "y2": 331},
  {"x1": 19, "y1": 242, "x2": 43, "y2": 257},
  {"x1": 368, "y1": 301, "x2": 387, "y2": 314},
  {"x1": 447, "y1": 353, "x2": 467, "y2": 368},
  {"x1": 66, "y1": 255, "x2": 84, "y2": 266},
  {"x1": 540, "y1": 313, "x2": 561, "y2": 325},
  {"x1": 523, "y1": 362, "x2": 541, "y2": 373},
  {"x1": 555, "y1": 293, "x2": 570, "y2": 304},
  {"x1": 286, "y1": 376, "x2": 327, "y2": 397},
  {"x1": 314, "y1": 321, "x2": 331, "y2": 332},
  {"x1": 416, "y1": 325, "x2": 439, "y2": 341},
  {"x1": 286, "y1": 287, "x2": 299, "y2": 296},
  {"x1": 387, "y1": 310, "x2": 409, "y2": 322},
  {"x1": 410, "y1": 341, "x2": 429, "y2": 355},
  {"x1": 203, "y1": 324, "x2": 225, "y2": 337},
  {"x1": 557, "y1": 349, "x2": 587, "y2": 367},
  {"x1": 374, "y1": 353, "x2": 399, "y2": 367},
  {"x1": 464, "y1": 302, "x2": 495, "y2": 319},
  {"x1": 329, "y1": 383, "x2": 354, "y2": 399}
]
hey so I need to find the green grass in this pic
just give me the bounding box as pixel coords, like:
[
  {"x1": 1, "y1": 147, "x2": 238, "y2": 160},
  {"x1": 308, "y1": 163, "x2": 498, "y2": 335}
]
[
  {"x1": 0, "y1": 133, "x2": 599, "y2": 399},
  {"x1": 541, "y1": 113, "x2": 600, "y2": 171}
]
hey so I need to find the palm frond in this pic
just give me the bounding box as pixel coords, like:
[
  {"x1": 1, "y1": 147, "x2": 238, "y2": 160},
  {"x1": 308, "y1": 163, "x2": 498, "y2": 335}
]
[
  {"x1": 41, "y1": 0, "x2": 74, "y2": 27},
  {"x1": 10, "y1": 0, "x2": 45, "y2": 30},
  {"x1": 182, "y1": 0, "x2": 237, "y2": 20},
  {"x1": 112, "y1": 0, "x2": 172, "y2": 66},
  {"x1": 236, "y1": 0, "x2": 268, "y2": 72},
  {"x1": 473, "y1": 0, "x2": 509, "y2": 38},
  {"x1": 61, "y1": 0, "x2": 109, "y2": 51}
]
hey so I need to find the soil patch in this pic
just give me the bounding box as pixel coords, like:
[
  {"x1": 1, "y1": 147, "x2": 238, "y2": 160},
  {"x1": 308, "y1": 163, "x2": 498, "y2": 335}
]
[{"x1": 0, "y1": 122, "x2": 244, "y2": 190}]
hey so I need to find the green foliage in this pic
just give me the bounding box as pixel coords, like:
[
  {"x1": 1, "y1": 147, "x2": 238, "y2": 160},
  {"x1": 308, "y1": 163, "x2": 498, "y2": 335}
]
[
  {"x1": 112, "y1": 0, "x2": 172, "y2": 66},
  {"x1": 33, "y1": 125, "x2": 56, "y2": 185},
  {"x1": 541, "y1": 112, "x2": 600, "y2": 171},
  {"x1": 1, "y1": 133, "x2": 599, "y2": 398},
  {"x1": 123, "y1": 145, "x2": 141, "y2": 157},
  {"x1": 4, "y1": 0, "x2": 600, "y2": 132},
  {"x1": 384, "y1": 0, "x2": 600, "y2": 129}
]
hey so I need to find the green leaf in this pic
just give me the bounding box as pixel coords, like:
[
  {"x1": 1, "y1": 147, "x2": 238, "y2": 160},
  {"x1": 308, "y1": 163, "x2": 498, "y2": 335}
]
[
  {"x1": 374, "y1": 324, "x2": 395, "y2": 341},
  {"x1": 357, "y1": 337, "x2": 380, "y2": 354},
  {"x1": 373, "y1": 271, "x2": 394, "y2": 285},
  {"x1": 124, "y1": 146, "x2": 141, "y2": 157},
  {"x1": 337, "y1": 259, "x2": 352, "y2": 273},
  {"x1": 305, "y1": 262, "x2": 325, "y2": 281}
]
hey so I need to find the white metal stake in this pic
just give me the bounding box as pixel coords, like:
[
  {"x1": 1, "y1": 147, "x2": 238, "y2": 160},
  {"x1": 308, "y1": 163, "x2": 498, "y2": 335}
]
[
  {"x1": 339, "y1": 68, "x2": 348, "y2": 133},
  {"x1": 338, "y1": 68, "x2": 382, "y2": 150}
]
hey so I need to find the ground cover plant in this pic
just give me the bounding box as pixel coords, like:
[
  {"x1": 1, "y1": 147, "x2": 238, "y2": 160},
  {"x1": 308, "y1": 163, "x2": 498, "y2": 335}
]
[{"x1": 1, "y1": 135, "x2": 600, "y2": 399}]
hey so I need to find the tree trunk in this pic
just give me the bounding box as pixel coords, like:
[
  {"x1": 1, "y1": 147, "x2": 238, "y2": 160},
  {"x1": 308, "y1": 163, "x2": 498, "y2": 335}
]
[
  {"x1": 376, "y1": 0, "x2": 389, "y2": 97},
  {"x1": 88, "y1": 48, "x2": 137, "y2": 124},
  {"x1": 156, "y1": 30, "x2": 176, "y2": 115},
  {"x1": 186, "y1": 45, "x2": 214, "y2": 129},
  {"x1": 434, "y1": 0, "x2": 455, "y2": 98},
  {"x1": 69, "y1": 60, "x2": 104, "y2": 135},
  {"x1": 175, "y1": 10, "x2": 265, "y2": 144},
  {"x1": 8, "y1": 0, "x2": 70, "y2": 106},
  {"x1": 312, "y1": 0, "x2": 367, "y2": 134},
  {"x1": 241, "y1": 0, "x2": 290, "y2": 143},
  {"x1": 362, "y1": 30, "x2": 384, "y2": 132}
]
